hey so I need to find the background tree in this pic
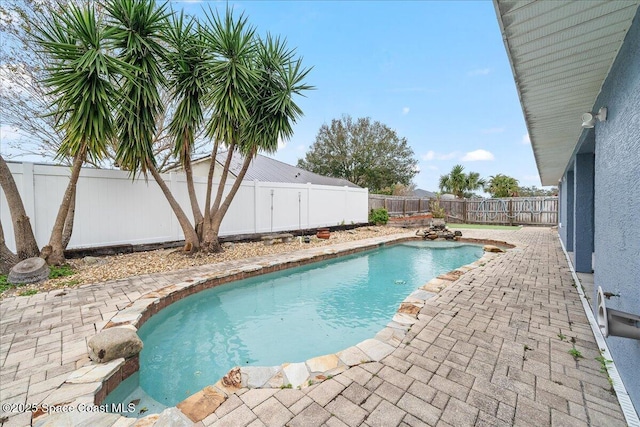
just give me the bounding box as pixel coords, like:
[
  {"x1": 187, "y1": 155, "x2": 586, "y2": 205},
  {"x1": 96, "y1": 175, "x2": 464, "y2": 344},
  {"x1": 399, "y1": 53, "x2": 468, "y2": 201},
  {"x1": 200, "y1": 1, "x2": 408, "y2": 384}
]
[
  {"x1": 438, "y1": 164, "x2": 485, "y2": 198},
  {"x1": 298, "y1": 116, "x2": 418, "y2": 193},
  {"x1": 518, "y1": 185, "x2": 558, "y2": 197},
  {"x1": 485, "y1": 174, "x2": 520, "y2": 198}
]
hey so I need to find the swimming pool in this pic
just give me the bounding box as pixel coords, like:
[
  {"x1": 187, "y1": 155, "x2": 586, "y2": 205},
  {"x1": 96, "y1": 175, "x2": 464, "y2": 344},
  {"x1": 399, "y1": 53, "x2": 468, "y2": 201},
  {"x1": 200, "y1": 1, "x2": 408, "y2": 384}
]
[{"x1": 106, "y1": 240, "x2": 482, "y2": 411}]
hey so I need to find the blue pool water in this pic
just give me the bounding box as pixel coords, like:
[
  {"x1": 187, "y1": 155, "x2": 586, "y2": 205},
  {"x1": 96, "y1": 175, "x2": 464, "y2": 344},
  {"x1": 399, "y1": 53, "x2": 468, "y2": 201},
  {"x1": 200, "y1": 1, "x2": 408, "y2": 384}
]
[{"x1": 110, "y1": 241, "x2": 482, "y2": 409}]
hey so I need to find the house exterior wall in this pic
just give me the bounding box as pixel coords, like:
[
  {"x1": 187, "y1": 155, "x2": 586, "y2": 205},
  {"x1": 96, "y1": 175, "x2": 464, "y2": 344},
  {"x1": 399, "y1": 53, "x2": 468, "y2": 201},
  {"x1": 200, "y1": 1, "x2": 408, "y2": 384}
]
[
  {"x1": 566, "y1": 10, "x2": 640, "y2": 411},
  {"x1": 191, "y1": 160, "x2": 224, "y2": 178}
]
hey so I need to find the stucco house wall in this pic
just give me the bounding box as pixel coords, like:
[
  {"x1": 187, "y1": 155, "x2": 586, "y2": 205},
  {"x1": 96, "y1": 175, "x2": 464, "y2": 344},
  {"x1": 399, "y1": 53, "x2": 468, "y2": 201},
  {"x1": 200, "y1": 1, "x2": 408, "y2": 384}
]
[
  {"x1": 591, "y1": 9, "x2": 640, "y2": 409},
  {"x1": 561, "y1": 9, "x2": 640, "y2": 410}
]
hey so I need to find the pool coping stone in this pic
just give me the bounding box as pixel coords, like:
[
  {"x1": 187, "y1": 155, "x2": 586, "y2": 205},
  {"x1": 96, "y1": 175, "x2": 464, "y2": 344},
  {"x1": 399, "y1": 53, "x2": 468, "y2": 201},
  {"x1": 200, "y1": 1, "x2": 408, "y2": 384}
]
[{"x1": 30, "y1": 234, "x2": 505, "y2": 426}]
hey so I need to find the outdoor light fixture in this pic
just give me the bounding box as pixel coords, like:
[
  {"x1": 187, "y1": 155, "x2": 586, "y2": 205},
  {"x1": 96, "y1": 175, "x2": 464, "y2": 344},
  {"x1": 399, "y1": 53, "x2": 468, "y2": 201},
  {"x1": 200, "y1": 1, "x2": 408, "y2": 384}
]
[{"x1": 581, "y1": 107, "x2": 607, "y2": 128}]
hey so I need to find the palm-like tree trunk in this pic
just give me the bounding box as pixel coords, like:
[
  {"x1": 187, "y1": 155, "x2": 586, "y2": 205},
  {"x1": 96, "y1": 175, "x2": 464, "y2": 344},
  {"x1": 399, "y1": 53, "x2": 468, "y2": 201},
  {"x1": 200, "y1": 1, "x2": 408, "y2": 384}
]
[
  {"x1": 0, "y1": 155, "x2": 40, "y2": 261},
  {"x1": 61, "y1": 189, "x2": 76, "y2": 249},
  {"x1": 0, "y1": 222, "x2": 19, "y2": 274},
  {"x1": 182, "y1": 153, "x2": 203, "y2": 238},
  {"x1": 204, "y1": 147, "x2": 253, "y2": 252},
  {"x1": 42, "y1": 150, "x2": 86, "y2": 265},
  {"x1": 147, "y1": 158, "x2": 200, "y2": 252}
]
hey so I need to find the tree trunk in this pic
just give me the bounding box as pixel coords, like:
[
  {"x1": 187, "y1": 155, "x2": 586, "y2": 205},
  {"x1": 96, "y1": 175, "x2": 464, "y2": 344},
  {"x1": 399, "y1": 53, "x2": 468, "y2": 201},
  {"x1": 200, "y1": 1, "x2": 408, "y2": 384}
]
[
  {"x1": 202, "y1": 140, "x2": 220, "y2": 241},
  {"x1": 183, "y1": 154, "x2": 204, "y2": 239},
  {"x1": 204, "y1": 148, "x2": 254, "y2": 252},
  {"x1": 0, "y1": 221, "x2": 19, "y2": 275},
  {"x1": 147, "y1": 159, "x2": 200, "y2": 253},
  {"x1": 42, "y1": 151, "x2": 86, "y2": 265},
  {"x1": 61, "y1": 189, "x2": 76, "y2": 249},
  {"x1": 0, "y1": 155, "x2": 40, "y2": 260},
  {"x1": 209, "y1": 142, "x2": 236, "y2": 217}
]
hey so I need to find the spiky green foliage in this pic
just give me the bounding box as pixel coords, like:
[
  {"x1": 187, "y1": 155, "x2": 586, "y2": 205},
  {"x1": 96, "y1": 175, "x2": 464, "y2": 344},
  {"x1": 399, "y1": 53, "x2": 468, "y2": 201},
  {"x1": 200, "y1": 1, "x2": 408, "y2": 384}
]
[
  {"x1": 164, "y1": 11, "x2": 212, "y2": 164},
  {"x1": 202, "y1": 7, "x2": 257, "y2": 148},
  {"x1": 33, "y1": 2, "x2": 125, "y2": 162},
  {"x1": 485, "y1": 174, "x2": 520, "y2": 198},
  {"x1": 439, "y1": 164, "x2": 486, "y2": 198},
  {"x1": 243, "y1": 34, "x2": 312, "y2": 155},
  {"x1": 105, "y1": 0, "x2": 169, "y2": 174}
]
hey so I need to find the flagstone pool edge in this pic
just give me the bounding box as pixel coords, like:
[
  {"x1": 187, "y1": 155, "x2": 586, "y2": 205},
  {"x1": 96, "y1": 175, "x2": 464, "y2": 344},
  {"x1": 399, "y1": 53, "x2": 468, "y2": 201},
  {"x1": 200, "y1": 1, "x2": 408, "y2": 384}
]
[{"x1": 32, "y1": 235, "x2": 509, "y2": 426}]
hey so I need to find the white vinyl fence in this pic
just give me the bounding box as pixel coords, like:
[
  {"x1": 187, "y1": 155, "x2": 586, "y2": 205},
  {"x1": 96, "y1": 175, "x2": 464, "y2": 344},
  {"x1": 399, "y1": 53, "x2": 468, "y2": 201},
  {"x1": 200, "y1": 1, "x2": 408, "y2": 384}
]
[{"x1": 1, "y1": 162, "x2": 368, "y2": 252}]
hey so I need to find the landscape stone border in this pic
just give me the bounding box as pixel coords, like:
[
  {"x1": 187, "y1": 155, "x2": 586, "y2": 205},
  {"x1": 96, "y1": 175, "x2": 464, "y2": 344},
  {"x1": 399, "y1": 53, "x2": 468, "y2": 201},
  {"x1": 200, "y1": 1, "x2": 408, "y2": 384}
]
[{"x1": 32, "y1": 235, "x2": 508, "y2": 426}]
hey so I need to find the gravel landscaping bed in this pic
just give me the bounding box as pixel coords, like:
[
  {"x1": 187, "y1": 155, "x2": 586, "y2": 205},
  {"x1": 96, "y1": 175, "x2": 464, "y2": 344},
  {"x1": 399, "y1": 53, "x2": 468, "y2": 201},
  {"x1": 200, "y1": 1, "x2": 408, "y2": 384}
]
[{"x1": 1, "y1": 226, "x2": 407, "y2": 299}]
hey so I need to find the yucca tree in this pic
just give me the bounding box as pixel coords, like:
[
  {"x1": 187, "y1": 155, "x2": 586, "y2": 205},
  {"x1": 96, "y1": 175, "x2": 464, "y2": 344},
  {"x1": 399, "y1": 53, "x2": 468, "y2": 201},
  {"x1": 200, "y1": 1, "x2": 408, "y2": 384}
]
[
  {"x1": 164, "y1": 11, "x2": 212, "y2": 238},
  {"x1": 201, "y1": 12, "x2": 312, "y2": 252},
  {"x1": 199, "y1": 7, "x2": 257, "y2": 253},
  {"x1": 106, "y1": 0, "x2": 201, "y2": 252},
  {"x1": 34, "y1": 2, "x2": 127, "y2": 265}
]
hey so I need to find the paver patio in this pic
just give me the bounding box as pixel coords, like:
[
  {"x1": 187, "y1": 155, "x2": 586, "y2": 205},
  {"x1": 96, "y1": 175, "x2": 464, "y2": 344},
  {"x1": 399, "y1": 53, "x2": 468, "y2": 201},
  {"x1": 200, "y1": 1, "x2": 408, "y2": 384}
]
[{"x1": 0, "y1": 227, "x2": 627, "y2": 426}]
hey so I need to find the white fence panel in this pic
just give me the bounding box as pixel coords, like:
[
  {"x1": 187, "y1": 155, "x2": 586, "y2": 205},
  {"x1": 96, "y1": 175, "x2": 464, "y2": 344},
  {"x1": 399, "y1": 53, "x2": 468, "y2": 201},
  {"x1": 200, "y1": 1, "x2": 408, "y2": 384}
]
[{"x1": 1, "y1": 162, "x2": 369, "y2": 252}]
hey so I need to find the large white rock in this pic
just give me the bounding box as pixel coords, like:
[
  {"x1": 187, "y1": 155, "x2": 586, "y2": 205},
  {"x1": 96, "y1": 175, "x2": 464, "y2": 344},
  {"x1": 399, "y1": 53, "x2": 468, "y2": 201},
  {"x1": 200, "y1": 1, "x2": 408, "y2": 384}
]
[{"x1": 88, "y1": 328, "x2": 142, "y2": 363}]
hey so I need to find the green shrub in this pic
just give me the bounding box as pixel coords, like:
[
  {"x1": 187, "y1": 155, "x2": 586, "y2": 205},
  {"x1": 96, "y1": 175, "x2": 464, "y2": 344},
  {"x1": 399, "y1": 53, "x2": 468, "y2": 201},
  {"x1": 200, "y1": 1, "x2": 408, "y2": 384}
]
[{"x1": 369, "y1": 208, "x2": 389, "y2": 225}]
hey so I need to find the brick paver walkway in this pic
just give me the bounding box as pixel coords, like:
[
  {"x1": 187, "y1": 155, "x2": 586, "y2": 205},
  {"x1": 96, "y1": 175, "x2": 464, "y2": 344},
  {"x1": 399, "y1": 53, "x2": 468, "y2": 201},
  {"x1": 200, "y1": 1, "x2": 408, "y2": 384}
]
[{"x1": 0, "y1": 227, "x2": 627, "y2": 426}]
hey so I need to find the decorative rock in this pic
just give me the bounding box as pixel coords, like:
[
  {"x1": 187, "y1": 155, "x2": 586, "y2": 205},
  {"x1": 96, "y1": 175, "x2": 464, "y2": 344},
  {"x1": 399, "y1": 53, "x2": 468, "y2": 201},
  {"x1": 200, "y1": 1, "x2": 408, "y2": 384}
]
[
  {"x1": 483, "y1": 245, "x2": 505, "y2": 253},
  {"x1": 8, "y1": 257, "x2": 49, "y2": 284},
  {"x1": 454, "y1": 230, "x2": 462, "y2": 236},
  {"x1": 221, "y1": 367, "x2": 242, "y2": 389},
  {"x1": 88, "y1": 328, "x2": 143, "y2": 363},
  {"x1": 83, "y1": 256, "x2": 100, "y2": 265},
  {"x1": 221, "y1": 242, "x2": 234, "y2": 249}
]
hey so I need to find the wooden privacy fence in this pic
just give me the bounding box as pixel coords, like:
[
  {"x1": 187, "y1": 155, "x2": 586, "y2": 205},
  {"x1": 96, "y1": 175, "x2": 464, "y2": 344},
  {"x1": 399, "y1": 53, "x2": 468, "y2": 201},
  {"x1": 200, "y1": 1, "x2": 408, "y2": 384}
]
[
  {"x1": 369, "y1": 195, "x2": 558, "y2": 226},
  {"x1": 368, "y1": 194, "x2": 432, "y2": 216}
]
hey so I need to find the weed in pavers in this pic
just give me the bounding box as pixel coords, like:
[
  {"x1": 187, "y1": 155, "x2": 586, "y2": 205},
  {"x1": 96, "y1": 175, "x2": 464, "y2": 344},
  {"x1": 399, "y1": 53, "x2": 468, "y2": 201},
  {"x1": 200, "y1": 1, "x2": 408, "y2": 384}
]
[{"x1": 568, "y1": 347, "x2": 583, "y2": 360}]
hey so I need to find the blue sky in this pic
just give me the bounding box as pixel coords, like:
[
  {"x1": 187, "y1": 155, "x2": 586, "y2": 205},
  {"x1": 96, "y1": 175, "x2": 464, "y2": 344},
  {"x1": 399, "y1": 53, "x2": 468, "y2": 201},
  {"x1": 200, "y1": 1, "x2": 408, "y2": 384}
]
[
  {"x1": 1, "y1": 0, "x2": 544, "y2": 193},
  {"x1": 175, "y1": 0, "x2": 540, "y2": 192}
]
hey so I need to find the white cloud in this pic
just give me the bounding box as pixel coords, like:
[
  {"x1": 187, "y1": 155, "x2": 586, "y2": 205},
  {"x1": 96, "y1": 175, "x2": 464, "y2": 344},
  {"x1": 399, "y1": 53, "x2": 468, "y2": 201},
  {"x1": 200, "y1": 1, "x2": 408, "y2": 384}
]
[
  {"x1": 402, "y1": 107, "x2": 410, "y2": 115},
  {"x1": 468, "y1": 68, "x2": 491, "y2": 76},
  {"x1": 277, "y1": 137, "x2": 287, "y2": 151},
  {"x1": 480, "y1": 127, "x2": 505, "y2": 134},
  {"x1": 425, "y1": 165, "x2": 439, "y2": 171},
  {"x1": 461, "y1": 149, "x2": 494, "y2": 161},
  {"x1": 521, "y1": 133, "x2": 531, "y2": 145}
]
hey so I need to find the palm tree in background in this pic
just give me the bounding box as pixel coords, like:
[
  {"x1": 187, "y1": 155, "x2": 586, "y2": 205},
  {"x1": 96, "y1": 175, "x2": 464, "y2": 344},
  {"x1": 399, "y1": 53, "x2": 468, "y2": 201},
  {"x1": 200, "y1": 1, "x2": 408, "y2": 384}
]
[
  {"x1": 485, "y1": 174, "x2": 520, "y2": 198},
  {"x1": 439, "y1": 164, "x2": 485, "y2": 198}
]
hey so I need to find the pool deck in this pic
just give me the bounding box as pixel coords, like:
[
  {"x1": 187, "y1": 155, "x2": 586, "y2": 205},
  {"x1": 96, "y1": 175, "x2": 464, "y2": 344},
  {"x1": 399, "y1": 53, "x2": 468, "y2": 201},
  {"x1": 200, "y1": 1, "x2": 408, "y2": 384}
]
[{"x1": 0, "y1": 227, "x2": 629, "y2": 426}]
